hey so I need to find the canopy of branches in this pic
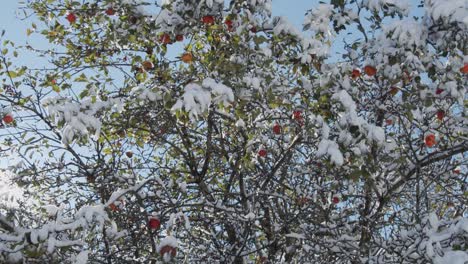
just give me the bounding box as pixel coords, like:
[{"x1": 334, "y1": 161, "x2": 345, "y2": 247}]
[{"x1": 0, "y1": 0, "x2": 466, "y2": 263}]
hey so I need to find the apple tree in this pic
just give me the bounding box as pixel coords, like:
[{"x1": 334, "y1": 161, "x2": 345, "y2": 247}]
[{"x1": 0, "y1": 0, "x2": 466, "y2": 263}]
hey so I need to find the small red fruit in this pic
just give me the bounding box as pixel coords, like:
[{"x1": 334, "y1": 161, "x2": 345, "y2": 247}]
[
  {"x1": 250, "y1": 26, "x2": 257, "y2": 33},
  {"x1": 424, "y1": 134, "x2": 436, "y2": 148},
  {"x1": 201, "y1": 15, "x2": 215, "y2": 25},
  {"x1": 363, "y1": 65, "x2": 377, "y2": 76},
  {"x1": 142, "y1": 61, "x2": 154, "y2": 71},
  {"x1": 351, "y1": 69, "x2": 361, "y2": 79},
  {"x1": 389, "y1": 87, "x2": 399, "y2": 96},
  {"x1": 293, "y1": 110, "x2": 304, "y2": 126},
  {"x1": 159, "y1": 33, "x2": 171, "y2": 44},
  {"x1": 66, "y1": 13, "x2": 77, "y2": 24},
  {"x1": 109, "y1": 203, "x2": 119, "y2": 212},
  {"x1": 224, "y1": 19, "x2": 234, "y2": 31},
  {"x1": 272, "y1": 123, "x2": 281, "y2": 134},
  {"x1": 258, "y1": 149, "x2": 267, "y2": 157},
  {"x1": 293, "y1": 110, "x2": 302, "y2": 120},
  {"x1": 175, "y1": 34, "x2": 184, "y2": 42},
  {"x1": 160, "y1": 245, "x2": 177, "y2": 257},
  {"x1": 3, "y1": 114, "x2": 14, "y2": 124},
  {"x1": 460, "y1": 63, "x2": 468, "y2": 74},
  {"x1": 181, "y1": 53, "x2": 193, "y2": 63},
  {"x1": 385, "y1": 119, "x2": 393, "y2": 126},
  {"x1": 51, "y1": 79, "x2": 57, "y2": 85},
  {"x1": 436, "y1": 110, "x2": 445, "y2": 121},
  {"x1": 148, "y1": 217, "x2": 161, "y2": 230},
  {"x1": 332, "y1": 196, "x2": 339, "y2": 204},
  {"x1": 435, "y1": 88, "x2": 444, "y2": 95},
  {"x1": 105, "y1": 7, "x2": 115, "y2": 16},
  {"x1": 126, "y1": 151, "x2": 133, "y2": 158},
  {"x1": 453, "y1": 168, "x2": 460, "y2": 174}
]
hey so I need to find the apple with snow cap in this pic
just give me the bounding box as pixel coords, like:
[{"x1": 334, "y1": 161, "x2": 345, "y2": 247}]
[
  {"x1": 159, "y1": 236, "x2": 177, "y2": 260},
  {"x1": 351, "y1": 69, "x2": 360, "y2": 79}
]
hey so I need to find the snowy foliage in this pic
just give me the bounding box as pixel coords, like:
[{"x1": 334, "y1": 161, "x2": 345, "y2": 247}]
[{"x1": 0, "y1": 0, "x2": 466, "y2": 263}]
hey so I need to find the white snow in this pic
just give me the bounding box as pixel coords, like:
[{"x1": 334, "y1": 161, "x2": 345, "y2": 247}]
[
  {"x1": 244, "y1": 212, "x2": 256, "y2": 220},
  {"x1": 171, "y1": 79, "x2": 234, "y2": 120},
  {"x1": 303, "y1": 4, "x2": 334, "y2": 37},
  {"x1": 158, "y1": 235, "x2": 178, "y2": 249},
  {"x1": 363, "y1": 0, "x2": 410, "y2": 15},
  {"x1": 317, "y1": 140, "x2": 344, "y2": 166},
  {"x1": 74, "y1": 250, "x2": 89, "y2": 264},
  {"x1": 434, "y1": 251, "x2": 468, "y2": 264}
]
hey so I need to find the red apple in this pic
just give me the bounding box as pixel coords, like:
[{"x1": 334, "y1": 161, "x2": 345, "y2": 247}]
[
  {"x1": 250, "y1": 26, "x2": 257, "y2": 33},
  {"x1": 159, "y1": 33, "x2": 171, "y2": 44},
  {"x1": 363, "y1": 65, "x2": 377, "y2": 76},
  {"x1": 109, "y1": 203, "x2": 119, "y2": 212},
  {"x1": 105, "y1": 7, "x2": 115, "y2": 16},
  {"x1": 293, "y1": 110, "x2": 302, "y2": 120},
  {"x1": 453, "y1": 168, "x2": 460, "y2": 174},
  {"x1": 181, "y1": 53, "x2": 193, "y2": 63},
  {"x1": 201, "y1": 15, "x2": 215, "y2": 25},
  {"x1": 460, "y1": 63, "x2": 468, "y2": 74},
  {"x1": 149, "y1": 217, "x2": 161, "y2": 230},
  {"x1": 66, "y1": 13, "x2": 77, "y2": 24},
  {"x1": 160, "y1": 245, "x2": 177, "y2": 257},
  {"x1": 332, "y1": 196, "x2": 339, "y2": 204},
  {"x1": 224, "y1": 19, "x2": 234, "y2": 31},
  {"x1": 272, "y1": 123, "x2": 281, "y2": 134},
  {"x1": 258, "y1": 149, "x2": 267, "y2": 157},
  {"x1": 389, "y1": 87, "x2": 399, "y2": 96},
  {"x1": 142, "y1": 61, "x2": 154, "y2": 70},
  {"x1": 351, "y1": 69, "x2": 361, "y2": 79},
  {"x1": 2, "y1": 114, "x2": 14, "y2": 124},
  {"x1": 175, "y1": 34, "x2": 184, "y2": 42},
  {"x1": 435, "y1": 88, "x2": 443, "y2": 95},
  {"x1": 436, "y1": 110, "x2": 445, "y2": 121},
  {"x1": 424, "y1": 134, "x2": 436, "y2": 148},
  {"x1": 126, "y1": 151, "x2": 133, "y2": 158},
  {"x1": 385, "y1": 119, "x2": 393, "y2": 126}
]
